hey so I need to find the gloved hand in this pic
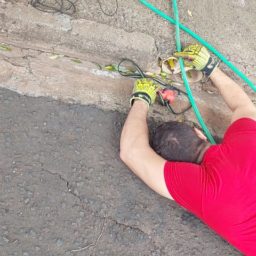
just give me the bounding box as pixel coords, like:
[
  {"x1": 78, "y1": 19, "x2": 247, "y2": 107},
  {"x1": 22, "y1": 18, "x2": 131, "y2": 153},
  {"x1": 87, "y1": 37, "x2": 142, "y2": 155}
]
[
  {"x1": 174, "y1": 44, "x2": 218, "y2": 77},
  {"x1": 130, "y1": 78, "x2": 159, "y2": 108}
]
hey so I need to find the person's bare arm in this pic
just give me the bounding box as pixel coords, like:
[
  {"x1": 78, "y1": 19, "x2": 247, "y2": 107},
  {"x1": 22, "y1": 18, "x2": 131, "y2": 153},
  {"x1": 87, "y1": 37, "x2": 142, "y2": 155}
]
[
  {"x1": 175, "y1": 44, "x2": 256, "y2": 123},
  {"x1": 210, "y1": 68, "x2": 256, "y2": 123},
  {"x1": 120, "y1": 100, "x2": 172, "y2": 200}
]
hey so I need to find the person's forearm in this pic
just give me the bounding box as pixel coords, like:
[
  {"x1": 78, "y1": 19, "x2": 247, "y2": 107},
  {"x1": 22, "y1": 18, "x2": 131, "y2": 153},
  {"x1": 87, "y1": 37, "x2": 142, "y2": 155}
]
[
  {"x1": 120, "y1": 97, "x2": 170, "y2": 199},
  {"x1": 210, "y1": 68, "x2": 254, "y2": 112},
  {"x1": 120, "y1": 101, "x2": 149, "y2": 161}
]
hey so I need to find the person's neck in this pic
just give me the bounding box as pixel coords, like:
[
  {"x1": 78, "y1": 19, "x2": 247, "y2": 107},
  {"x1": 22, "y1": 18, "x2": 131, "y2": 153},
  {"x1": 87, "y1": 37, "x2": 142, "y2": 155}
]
[{"x1": 197, "y1": 142, "x2": 211, "y2": 164}]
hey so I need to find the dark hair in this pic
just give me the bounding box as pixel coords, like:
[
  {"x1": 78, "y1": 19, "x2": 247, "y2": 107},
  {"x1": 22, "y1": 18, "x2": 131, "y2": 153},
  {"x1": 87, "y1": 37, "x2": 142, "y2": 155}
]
[{"x1": 151, "y1": 121, "x2": 206, "y2": 163}]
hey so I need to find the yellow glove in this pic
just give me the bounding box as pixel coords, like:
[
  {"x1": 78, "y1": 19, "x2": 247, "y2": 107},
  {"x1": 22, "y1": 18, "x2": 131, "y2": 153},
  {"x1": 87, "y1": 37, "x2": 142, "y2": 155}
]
[
  {"x1": 174, "y1": 44, "x2": 218, "y2": 77},
  {"x1": 130, "y1": 79, "x2": 159, "y2": 108}
]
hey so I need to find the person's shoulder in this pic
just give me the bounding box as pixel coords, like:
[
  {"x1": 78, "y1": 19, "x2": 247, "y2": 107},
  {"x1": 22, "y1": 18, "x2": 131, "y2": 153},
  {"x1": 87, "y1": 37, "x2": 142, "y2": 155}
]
[
  {"x1": 202, "y1": 145, "x2": 221, "y2": 163},
  {"x1": 224, "y1": 118, "x2": 256, "y2": 140}
]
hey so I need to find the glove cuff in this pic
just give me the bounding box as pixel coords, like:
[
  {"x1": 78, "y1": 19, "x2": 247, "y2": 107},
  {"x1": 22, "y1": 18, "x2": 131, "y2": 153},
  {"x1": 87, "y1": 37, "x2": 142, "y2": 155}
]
[
  {"x1": 130, "y1": 92, "x2": 151, "y2": 108},
  {"x1": 202, "y1": 57, "x2": 219, "y2": 77}
]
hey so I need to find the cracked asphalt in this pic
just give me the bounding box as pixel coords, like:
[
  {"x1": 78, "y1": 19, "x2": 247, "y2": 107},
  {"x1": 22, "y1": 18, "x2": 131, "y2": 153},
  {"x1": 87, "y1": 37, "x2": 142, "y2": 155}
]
[{"x1": 0, "y1": 88, "x2": 240, "y2": 256}]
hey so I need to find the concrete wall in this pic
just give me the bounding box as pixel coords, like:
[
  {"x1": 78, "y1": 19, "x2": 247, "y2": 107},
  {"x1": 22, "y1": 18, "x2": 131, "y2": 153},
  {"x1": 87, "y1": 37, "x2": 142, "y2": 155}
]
[{"x1": 0, "y1": 1, "x2": 255, "y2": 138}]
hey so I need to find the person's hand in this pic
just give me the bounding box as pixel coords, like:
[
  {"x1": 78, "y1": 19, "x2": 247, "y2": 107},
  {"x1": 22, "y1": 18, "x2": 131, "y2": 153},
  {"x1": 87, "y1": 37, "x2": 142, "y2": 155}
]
[
  {"x1": 174, "y1": 44, "x2": 218, "y2": 77},
  {"x1": 130, "y1": 78, "x2": 159, "y2": 108}
]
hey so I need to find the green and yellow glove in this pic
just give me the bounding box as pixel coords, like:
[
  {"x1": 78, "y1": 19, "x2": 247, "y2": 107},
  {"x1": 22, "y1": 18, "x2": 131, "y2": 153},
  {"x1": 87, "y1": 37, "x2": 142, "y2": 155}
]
[
  {"x1": 174, "y1": 44, "x2": 218, "y2": 77},
  {"x1": 130, "y1": 79, "x2": 159, "y2": 108}
]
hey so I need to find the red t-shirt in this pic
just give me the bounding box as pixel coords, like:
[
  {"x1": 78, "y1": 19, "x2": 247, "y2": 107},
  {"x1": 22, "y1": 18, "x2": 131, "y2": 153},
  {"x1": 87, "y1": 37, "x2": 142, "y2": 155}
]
[{"x1": 164, "y1": 118, "x2": 256, "y2": 255}]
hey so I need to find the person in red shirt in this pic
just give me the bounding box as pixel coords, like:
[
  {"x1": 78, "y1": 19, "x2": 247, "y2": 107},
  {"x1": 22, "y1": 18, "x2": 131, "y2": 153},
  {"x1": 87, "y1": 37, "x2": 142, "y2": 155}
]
[{"x1": 120, "y1": 44, "x2": 256, "y2": 255}]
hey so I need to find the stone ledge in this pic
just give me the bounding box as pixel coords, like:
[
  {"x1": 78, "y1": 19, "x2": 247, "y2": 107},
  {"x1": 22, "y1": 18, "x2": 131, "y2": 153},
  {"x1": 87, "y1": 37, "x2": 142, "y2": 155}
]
[
  {"x1": 0, "y1": 44, "x2": 231, "y2": 137},
  {"x1": 0, "y1": 2, "x2": 157, "y2": 70}
]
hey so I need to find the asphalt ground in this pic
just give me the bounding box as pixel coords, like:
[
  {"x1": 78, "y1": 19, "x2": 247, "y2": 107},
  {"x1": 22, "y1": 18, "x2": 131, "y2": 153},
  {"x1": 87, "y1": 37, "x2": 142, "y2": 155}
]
[{"x1": 0, "y1": 88, "x2": 240, "y2": 255}]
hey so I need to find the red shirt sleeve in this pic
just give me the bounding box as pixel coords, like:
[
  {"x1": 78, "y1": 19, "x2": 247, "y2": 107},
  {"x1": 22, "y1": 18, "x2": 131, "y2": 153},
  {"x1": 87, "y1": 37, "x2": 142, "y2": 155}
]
[{"x1": 164, "y1": 161, "x2": 205, "y2": 218}]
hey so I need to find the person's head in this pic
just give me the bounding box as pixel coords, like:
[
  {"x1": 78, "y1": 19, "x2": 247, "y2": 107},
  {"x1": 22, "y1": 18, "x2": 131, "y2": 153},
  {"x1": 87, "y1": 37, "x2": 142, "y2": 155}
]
[{"x1": 151, "y1": 121, "x2": 210, "y2": 164}]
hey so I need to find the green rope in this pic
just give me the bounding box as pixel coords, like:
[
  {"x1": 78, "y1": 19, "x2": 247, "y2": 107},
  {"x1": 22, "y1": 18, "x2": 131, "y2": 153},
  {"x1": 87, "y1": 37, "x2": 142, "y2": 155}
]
[
  {"x1": 172, "y1": 0, "x2": 215, "y2": 144},
  {"x1": 139, "y1": 0, "x2": 256, "y2": 92}
]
